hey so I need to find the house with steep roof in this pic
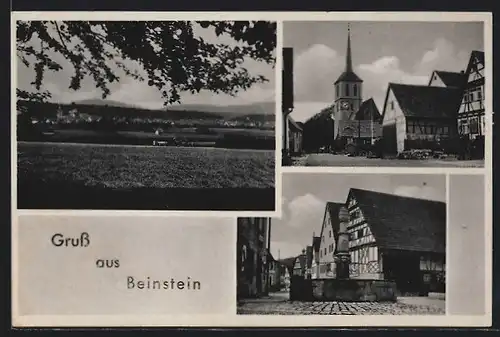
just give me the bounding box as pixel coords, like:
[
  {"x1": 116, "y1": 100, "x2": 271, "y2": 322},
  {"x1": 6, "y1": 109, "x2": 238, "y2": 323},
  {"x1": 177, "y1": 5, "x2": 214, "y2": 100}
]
[
  {"x1": 316, "y1": 202, "x2": 344, "y2": 279},
  {"x1": 313, "y1": 188, "x2": 446, "y2": 295},
  {"x1": 345, "y1": 188, "x2": 446, "y2": 294},
  {"x1": 458, "y1": 50, "x2": 485, "y2": 140},
  {"x1": 293, "y1": 252, "x2": 307, "y2": 277},
  {"x1": 311, "y1": 235, "x2": 321, "y2": 279},
  {"x1": 428, "y1": 70, "x2": 467, "y2": 89},
  {"x1": 380, "y1": 83, "x2": 462, "y2": 154},
  {"x1": 286, "y1": 115, "x2": 303, "y2": 155}
]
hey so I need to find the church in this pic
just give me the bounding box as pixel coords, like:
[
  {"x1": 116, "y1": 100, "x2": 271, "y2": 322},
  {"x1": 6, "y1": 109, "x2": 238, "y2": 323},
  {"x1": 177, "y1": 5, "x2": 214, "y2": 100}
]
[
  {"x1": 332, "y1": 25, "x2": 382, "y2": 152},
  {"x1": 329, "y1": 24, "x2": 485, "y2": 158}
]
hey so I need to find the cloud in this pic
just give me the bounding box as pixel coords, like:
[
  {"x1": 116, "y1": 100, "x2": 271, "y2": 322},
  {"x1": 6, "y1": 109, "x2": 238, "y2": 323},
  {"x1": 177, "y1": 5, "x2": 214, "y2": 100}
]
[
  {"x1": 294, "y1": 44, "x2": 342, "y2": 102},
  {"x1": 393, "y1": 185, "x2": 441, "y2": 201},
  {"x1": 285, "y1": 193, "x2": 325, "y2": 229},
  {"x1": 357, "y1": 37, "x2": 470, "y2": 109}
]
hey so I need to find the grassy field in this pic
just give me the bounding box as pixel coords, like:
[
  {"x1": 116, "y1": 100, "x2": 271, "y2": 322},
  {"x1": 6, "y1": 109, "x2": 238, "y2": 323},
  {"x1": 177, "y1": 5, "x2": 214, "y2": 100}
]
[{"x1": 17, "y1": 142, "x2": 275, "y2": 210}]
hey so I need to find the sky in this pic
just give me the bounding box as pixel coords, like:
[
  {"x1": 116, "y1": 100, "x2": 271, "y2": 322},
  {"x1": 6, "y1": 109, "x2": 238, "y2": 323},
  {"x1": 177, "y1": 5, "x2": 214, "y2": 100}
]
[
  {"x1": 16, "y1": 22, "x2": 275, "y2": 109},
  {"x1": 284, "y1": 21, "x2": 484, "y2": 122},
  {"x1": 270, "y1": 173, "x2": 446, "y2": 260}
]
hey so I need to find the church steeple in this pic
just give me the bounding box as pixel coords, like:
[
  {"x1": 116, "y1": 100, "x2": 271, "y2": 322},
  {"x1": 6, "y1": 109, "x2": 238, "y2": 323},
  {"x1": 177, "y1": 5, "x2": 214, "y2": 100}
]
[
  {"x1": 334, "y1": 23, "x2": 363, "y2": 85},
  {"x1": 345, "y1": 23, "x2": 353, "y2": 73}
]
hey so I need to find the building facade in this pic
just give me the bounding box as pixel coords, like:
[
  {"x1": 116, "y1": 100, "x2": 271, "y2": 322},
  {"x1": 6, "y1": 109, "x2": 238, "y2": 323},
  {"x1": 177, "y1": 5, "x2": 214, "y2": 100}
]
[
  {"x1": 237, "y1": 218, "x2": 272, "y2": 299},
  {"x1": 287, "y1": 115, "x2": 303, "y2": 156},
  {"x1": 458, "y1": 50, "x2": 485, "y2": 139},
  {"x1": 312, "y1": 189, "x2": 446, "y2": 295},
  {"x1": 381, "y1": 83, "x2": 461, "y2": 154}
]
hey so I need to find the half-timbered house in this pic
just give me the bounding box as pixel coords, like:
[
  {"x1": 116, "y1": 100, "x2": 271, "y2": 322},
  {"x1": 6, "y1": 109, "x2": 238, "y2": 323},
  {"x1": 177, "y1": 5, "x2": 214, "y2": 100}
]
[
  {"x1": 313, "y1": 189, "x2": 446, "y2": 295},
  {"x1": 380, "y1": 83, "x2": 462, "y2": 154},
  {"x1": 458, "y1": 50, "x2": 485, "y2": 140},
  {"x1": 345, "y1": 188, "x2": 446, "y2": 295}
]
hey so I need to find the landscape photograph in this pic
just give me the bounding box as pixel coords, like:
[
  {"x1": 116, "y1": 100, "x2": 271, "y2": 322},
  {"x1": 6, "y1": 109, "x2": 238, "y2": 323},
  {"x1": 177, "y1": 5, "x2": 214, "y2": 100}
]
[{"x1": 15, "y1": 20, "x2": 276, "y2": 210}]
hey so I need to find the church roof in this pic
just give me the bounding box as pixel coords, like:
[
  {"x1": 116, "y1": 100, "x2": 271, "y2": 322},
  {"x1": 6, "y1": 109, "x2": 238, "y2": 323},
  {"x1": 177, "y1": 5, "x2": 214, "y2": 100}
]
[
  {"x1": 349, "y1": 188, "x2": 446, "y2": 254},
  {"x1": 430, "y1": 70, "x2": 467, "y2": 88},
  {"x1": 334, "y1": 71, "x2": 363, "y2": 84},
  {"x1": 384, "y1": 83, "x2": 462, "y2": 119},
  {"x1": 349, "y1": 98, "x2": 381, "y2": 121},
  {"x1": 334, "y1": 24, "x2": 363, "y2": 84}
]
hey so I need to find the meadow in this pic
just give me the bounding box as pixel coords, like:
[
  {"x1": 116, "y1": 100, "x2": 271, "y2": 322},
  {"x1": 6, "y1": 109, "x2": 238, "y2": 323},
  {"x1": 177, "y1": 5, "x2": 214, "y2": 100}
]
[{"x1": 17, "y1": 142, "x2": 275, "y2": 210}]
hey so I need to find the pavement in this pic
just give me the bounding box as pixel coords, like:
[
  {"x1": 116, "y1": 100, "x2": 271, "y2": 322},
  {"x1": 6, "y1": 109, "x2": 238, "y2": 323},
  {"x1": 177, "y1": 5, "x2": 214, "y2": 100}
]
[
  {"x1": 293, "y1": 154, "x2": 484, "y2": 168},
  {"x1": 237, "y1": 291, "x2": 445, "y2": 315}
]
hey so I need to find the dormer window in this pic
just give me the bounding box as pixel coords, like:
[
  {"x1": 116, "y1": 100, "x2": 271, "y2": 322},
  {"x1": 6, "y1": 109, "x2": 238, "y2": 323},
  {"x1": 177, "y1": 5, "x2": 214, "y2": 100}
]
[
  {"x1": 353, "y1": 84, "x2": 358, "y2": 96},
  {"x1": 345, "y1": 83, "x2": 350, "y2": 96}
]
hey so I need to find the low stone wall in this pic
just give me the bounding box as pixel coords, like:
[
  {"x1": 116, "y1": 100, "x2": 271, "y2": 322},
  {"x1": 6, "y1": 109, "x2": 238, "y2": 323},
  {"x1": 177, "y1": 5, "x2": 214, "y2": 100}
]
[{"x1": 292, "y1": 278, "x2": 397, "y2": 302}]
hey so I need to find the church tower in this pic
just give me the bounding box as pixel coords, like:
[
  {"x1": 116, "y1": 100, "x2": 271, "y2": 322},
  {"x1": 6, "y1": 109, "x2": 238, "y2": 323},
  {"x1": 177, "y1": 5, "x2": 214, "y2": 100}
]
[{"x1": 333, "y1": 24, "x2": 363, "y2": 139}]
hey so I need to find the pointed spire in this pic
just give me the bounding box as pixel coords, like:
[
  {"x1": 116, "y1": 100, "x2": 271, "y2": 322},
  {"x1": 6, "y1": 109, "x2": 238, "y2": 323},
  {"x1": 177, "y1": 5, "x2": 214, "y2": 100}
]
[{"x1": 345, "y1": 23, "x2": 353, "y2": 73}]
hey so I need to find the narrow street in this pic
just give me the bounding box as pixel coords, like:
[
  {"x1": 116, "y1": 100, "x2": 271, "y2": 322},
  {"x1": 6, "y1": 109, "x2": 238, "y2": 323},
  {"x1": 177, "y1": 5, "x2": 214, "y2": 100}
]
[{"x1": 237, "y1": 291, "x2": 445, "y2": 315}]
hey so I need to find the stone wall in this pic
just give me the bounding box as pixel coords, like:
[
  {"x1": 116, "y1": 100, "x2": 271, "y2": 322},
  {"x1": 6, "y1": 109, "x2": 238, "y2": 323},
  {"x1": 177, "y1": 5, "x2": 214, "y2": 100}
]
[{"x1": 292, "y1": 278, "x2": 397, "y2": 302}]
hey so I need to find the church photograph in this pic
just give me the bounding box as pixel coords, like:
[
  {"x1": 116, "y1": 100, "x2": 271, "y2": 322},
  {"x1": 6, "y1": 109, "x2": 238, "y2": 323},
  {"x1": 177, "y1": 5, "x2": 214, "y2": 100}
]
[{"x1": 281, "y1": 21, "x2": 487, "y2": 167}]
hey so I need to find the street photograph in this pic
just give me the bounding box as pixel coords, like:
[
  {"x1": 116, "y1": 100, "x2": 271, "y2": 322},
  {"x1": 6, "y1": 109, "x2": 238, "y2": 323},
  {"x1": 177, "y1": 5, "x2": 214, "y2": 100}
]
[
  {"x1": 237, "y1": 173, "x2": 447, "y2": 315},
  {"x1": 16, "y1": 20, "x2": 276, "y2": 211},
  {"x1": 282, "y1": 21, "x2": 486, "y2": 167}
]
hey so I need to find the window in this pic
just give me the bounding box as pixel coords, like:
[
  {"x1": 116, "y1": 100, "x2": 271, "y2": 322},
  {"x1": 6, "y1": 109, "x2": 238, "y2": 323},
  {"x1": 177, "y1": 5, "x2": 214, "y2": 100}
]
[
  {"x1": 322, "y1": 236, "x2": 325, "y2": 243},
  {"x1": 324, "y1": 248, "x2": 327, "y2": 255},
  {"x1": 470, "y1": 118, "x2": 479, "y2": 134},
  {"x1": 443, "y1": 126, "x2": 449, "y2": 135},
  {"x1": 357, "y1": 229, "x2": 363, "y2": 238},
  {"x1": 329, "y1": 230, "x2": 332, "y2": 238},
  {"x1": 477, "y1": 89, "x2": 483, "y2": 101},
  {"x1": 390, "y1": 101, "x2": 394, "y2": 110},
  {"x1": 353, "y1": 84, "x2": 358, "y2": 96},
  {"x1": 336, "y1": 85, "x2": 339, "y2": 98},
  {"x1": 469, "y1": 93, "x2": 473, "y2": 102},
  {"x1": 345, "y1": 83, "x2": 350, "y2": 96}
]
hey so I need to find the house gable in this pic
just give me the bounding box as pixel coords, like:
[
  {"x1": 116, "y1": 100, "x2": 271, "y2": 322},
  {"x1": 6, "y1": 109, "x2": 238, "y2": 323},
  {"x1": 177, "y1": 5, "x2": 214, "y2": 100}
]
[
  {"x1": 428, "y1": 71, "x2": 446, "y2": 87},
  {"x1": 466, "y1": 51, "x2": 485, "y2": 84},
  {"x1": 381, "y1": 85, "x2": 406, "y2": 126}
]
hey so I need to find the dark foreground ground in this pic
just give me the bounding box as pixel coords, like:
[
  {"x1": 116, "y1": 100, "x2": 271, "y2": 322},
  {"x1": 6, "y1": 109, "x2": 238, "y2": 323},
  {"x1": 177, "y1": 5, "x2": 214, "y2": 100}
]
[
  {"x1": 17, "y1": 142, "x2": 275, "y2": 210},
  {"x1": 18, "y1": 181, "x2": 275, "y2": 210},
  {"x1": 237, "y1": 292, "x2": 445, "y2": 315}
]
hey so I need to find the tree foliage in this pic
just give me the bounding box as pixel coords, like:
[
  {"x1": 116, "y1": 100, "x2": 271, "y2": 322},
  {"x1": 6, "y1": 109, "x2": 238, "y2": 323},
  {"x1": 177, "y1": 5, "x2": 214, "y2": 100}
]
[{"x1": 17, "y1": 20, "x2": 276, "y2": 106}]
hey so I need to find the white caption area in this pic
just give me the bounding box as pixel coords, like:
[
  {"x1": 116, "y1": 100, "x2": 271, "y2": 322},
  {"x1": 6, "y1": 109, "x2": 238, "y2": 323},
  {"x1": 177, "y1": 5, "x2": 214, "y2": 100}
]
[{"x1": 16, "y1": 215, "x2": 236, "y2": 316}]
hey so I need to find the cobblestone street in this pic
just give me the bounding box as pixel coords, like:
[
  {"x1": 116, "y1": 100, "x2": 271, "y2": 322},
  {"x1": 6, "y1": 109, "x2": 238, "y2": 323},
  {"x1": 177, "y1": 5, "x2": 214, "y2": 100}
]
[{"x1": 237, "y1": 292, "x2": 445, "y2": 315}]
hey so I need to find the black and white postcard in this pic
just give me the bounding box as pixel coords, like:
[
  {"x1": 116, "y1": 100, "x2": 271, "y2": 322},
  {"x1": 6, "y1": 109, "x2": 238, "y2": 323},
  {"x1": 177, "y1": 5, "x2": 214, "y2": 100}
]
[
  {"x1": 15, "y1": 18, "x2": 277, "y2": 211},
  {"x1": 11, "y1": 11, "x2": 492, "y2": 329}
]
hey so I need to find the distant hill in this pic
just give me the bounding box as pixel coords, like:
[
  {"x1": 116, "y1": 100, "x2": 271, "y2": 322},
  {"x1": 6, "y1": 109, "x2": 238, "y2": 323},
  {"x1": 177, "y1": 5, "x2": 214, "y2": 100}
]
[
  {"x1": 18, "y1": 99, "x2": 276, "y2": 123},
  {"x1": 72, "y1": 99, "x2": 275, "y2": 120}
]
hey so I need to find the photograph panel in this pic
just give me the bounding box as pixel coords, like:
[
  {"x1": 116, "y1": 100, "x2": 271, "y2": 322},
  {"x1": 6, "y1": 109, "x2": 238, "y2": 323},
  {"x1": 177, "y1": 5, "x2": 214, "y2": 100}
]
[
  {"x1": 447, "y1": 174, "x2": 486, "y2": 315},
  {"x1": 15, "y1": 19, "x2": 277, "y2": 211},
  {"x1": 237, "y1": 173, "x2": 446, "y2": 315},
  {"x1": 281, "y1": 21, "x2": 486, "y2": 168}
]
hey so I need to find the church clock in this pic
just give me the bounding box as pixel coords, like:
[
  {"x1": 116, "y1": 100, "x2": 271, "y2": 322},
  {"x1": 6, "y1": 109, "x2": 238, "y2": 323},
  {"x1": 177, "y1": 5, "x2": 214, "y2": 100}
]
[{"x1": 340, "y1": 101, "x2": 350, "y2": 110}]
